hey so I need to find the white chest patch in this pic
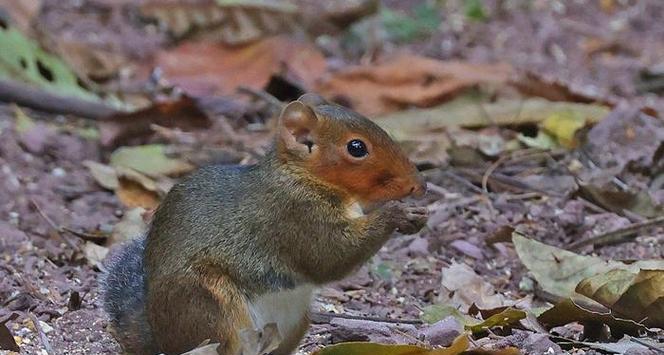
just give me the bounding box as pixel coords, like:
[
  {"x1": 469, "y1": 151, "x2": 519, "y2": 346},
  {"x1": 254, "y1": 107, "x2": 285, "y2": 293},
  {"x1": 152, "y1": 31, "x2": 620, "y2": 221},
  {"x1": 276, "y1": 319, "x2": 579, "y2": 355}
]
[
  {"x1": 248, "y1": 284, "x2": 314, "y2": 338},
  {"x1": 345, "y1": 201, "x2": 365, "y2": 219}
]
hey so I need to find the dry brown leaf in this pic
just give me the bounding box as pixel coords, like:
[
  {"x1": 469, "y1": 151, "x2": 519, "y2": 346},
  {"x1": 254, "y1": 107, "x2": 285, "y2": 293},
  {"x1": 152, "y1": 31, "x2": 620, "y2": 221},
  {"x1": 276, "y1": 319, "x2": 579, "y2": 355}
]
[
  {"x1": 109, "y1": 207, "x2": 149, "y2": 246},
  {"x1": 151, "y1": 36, "x2": 326, "y2": 97},
  {"x1": 438, "y1": 262, "x2": 514, "y2": 312},
  {"x1": 98, "y1": 96, "x2": 211, "y2": 148},
  {"x1": 577, "y1": 269, "x2": 664, "y2": 328},
  {"x1": 116, "y1": 178, "x2": 161, "y2": 209},
  {"x1": 140, "y1": 0, "x2": 298, "y2": 44},
  {"x1": 83, "y1": 242, "x2": 109, "y2": 266},
  {"x1": 316, "y1": 55, "x2": 512, "y2": 117}
]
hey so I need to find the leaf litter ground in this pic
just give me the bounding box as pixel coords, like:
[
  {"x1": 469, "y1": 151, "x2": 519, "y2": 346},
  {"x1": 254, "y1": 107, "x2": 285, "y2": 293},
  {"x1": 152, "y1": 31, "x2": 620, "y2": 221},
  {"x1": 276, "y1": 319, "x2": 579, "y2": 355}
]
[{"x1": 0, "y1": 1, "x2": 663, "y2": 354}]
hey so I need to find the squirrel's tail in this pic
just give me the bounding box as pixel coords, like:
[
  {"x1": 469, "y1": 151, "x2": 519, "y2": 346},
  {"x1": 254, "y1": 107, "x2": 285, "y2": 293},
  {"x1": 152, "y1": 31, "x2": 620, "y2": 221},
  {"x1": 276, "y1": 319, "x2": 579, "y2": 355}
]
[{"x1": 100, "y1": 236, "x2": 156, "y2": 354}]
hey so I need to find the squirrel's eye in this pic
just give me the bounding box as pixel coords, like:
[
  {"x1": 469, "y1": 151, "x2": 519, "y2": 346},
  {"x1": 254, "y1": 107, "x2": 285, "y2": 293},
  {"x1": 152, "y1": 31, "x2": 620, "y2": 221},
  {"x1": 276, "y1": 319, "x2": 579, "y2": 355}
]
[{"x1": 347, "y1": 139, "x2": 368, "y2": 158}]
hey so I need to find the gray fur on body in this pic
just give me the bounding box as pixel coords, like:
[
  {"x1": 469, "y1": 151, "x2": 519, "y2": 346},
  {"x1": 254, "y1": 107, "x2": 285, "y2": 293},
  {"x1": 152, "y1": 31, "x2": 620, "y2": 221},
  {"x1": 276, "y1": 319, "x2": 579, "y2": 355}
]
[{"x1": 101, "y1": 236, "x2": 155, "y2": 352}]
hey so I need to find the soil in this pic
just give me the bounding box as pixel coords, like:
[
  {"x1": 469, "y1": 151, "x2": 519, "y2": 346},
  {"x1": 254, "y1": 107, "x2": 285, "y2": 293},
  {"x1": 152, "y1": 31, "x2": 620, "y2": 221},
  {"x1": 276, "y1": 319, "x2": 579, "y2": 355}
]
[{"x1": 0, "y1": 1, "x2": 662, "y2": 354}]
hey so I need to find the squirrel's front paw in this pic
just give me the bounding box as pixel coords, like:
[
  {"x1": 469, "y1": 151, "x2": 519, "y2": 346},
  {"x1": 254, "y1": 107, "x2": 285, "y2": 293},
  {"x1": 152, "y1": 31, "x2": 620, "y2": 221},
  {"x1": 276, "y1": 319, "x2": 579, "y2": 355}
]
[{"x1": 386, "y1": 202, "x2": 428, "y2": 235}]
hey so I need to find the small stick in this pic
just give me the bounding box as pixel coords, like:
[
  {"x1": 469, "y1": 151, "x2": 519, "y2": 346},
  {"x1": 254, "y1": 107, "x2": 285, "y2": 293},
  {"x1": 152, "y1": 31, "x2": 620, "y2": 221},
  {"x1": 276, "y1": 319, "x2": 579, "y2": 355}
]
[
  {"x1": 0, "y1": 79, "x2": 117, "y2": 119},
  {"x1": 568, "y1": 215, "x2": 664, "y2": 251},
  {"x1": 29, "y1": 313, "x2": 55, "y2": 355},
  {"x1": 310, "y1": 311, "x2": 423, "y2": 325},
  {"x1": 629, "y1": 337, "x2": 664, "y2": 354},
  {"x1": 237, "y1": 86, "x2": 284, "y2": 110}
]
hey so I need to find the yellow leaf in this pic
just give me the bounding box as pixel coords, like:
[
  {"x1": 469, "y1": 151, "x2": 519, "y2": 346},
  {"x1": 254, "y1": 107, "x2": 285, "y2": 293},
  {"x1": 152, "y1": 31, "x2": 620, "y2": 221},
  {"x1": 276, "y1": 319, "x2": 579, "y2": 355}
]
[{"x1": 541, "y1": 111, "x2": 587, "y2": 148}]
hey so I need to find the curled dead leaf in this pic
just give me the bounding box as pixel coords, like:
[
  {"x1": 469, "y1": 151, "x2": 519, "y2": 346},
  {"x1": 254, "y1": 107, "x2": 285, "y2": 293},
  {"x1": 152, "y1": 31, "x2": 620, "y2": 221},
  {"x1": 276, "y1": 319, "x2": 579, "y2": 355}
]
[{"x1": 317, "y1": 56, "x2": 512, "y2": 117}]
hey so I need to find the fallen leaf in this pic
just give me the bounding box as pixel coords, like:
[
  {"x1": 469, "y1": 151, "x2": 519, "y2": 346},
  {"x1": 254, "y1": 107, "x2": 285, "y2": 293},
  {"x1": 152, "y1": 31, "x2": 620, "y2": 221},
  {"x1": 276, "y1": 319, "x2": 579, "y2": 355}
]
[
  {"x1": 110, "y1": 144, "x2": 193, "y2": 178},
  {"x1": 512, "y1": 233, "x2": 664, "y2": 299},
  {"x1": 0, "y1": 25, "x2": 102, "y2": 102},
  {"x1": 314, "y1": 333, "x2": 470, "y2": 355},
  {"x1": 0, "y1": 322, "x2": 19, "y2": 352},
  {"x1": 579, "y1": 183, "x2": 664, "y2": 219},
  {"x1": 140, "y1": 0, "x2": 298, "y2": 44},
  {"x1": 317, "y1": 56, "x2": 512, "y2": 117},
  {"x1": 116, "y1": 178, "x2": 161, "y2": 210},
  {"x1": 538, "y1": 298, "x2": 649, "y2": 337},
  {"x1": 109, "y1": 207, "x2": 149, "y2": 246},
  {"x1": 421, "y1": 305, "x2": 477, "y2": 326},
  {"x1": 541, "y1": 110, "x2": 589, "y2": 148},
  {"x1": 378, "y1": 96, "x2": 610, "y2": 136},
  {"x1": 467, "y1": 308, "x2": 526, "y2": 334},
  {"x1": 577, "y1": 269, "x2": 664, "y2": 328},
  {"x1": 438, "y1": 262, "x2": 513, "y2": 312},
  {"x1": 98, "y1": 96, "x2": 211, "y2": 148},
  {"x1": 151, "y1": 36, "x2": 325, "y2": 97},
  {"x1": 83, "y1": 242, "x2": 109, "y2": 266},
  {"x1": 83, "y1": 161, "x2": 119, "y2": 190}
]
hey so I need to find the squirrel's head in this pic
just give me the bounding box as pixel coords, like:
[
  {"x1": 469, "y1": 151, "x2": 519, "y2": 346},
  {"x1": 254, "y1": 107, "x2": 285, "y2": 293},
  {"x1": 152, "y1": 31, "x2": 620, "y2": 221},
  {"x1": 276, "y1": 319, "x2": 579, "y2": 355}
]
[{"x1": 276, "y1": 93, "x2": 426, "y2": 207}]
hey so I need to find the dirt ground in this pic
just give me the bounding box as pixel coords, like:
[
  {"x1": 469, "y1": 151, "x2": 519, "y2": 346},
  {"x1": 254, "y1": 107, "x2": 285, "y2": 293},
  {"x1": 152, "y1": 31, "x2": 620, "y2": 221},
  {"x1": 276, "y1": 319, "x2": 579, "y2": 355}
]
[{"x1": 0, "y1": 1, "x2": 663, "y2": 354}]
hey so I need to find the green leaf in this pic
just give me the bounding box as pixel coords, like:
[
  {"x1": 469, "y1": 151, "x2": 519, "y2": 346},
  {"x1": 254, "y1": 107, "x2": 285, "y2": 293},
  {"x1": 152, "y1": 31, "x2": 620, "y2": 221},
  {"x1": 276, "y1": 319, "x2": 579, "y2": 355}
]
[
  {"x1": 110, "y1": 144, "x2": 193, "y2": 178},
  {"x1": 421, "y1": 305, "x2": 476, "y2": 325},
  {"x1": 381, "y1": 3, "x2": 441, "y2": 43},
  {"x1": 464, "y1": 0, "x2": 488, "y2": 21},
  {"x1": 467, "y1": 308, "x2": 526, "y2": 334},
  {"x1": 0, "y1": 26, "x2": 100, "y2": 102}
]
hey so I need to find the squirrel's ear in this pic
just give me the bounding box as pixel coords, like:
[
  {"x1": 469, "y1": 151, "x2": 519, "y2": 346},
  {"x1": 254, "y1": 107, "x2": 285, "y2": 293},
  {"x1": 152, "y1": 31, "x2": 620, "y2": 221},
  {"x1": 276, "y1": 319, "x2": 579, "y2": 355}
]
[
  {"x1": 278, "y1": 101, "x2": 318, "y2": 153},
  {"x1": 298, "y1": 93, "x2": 328, "y2": 107}
]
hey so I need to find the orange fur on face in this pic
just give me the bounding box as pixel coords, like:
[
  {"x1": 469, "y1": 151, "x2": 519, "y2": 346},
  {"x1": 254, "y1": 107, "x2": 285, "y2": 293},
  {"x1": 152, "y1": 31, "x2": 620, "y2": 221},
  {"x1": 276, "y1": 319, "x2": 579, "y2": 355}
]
[{"x1": 302, "y1": 109, "x2": 424, "y2": 207}]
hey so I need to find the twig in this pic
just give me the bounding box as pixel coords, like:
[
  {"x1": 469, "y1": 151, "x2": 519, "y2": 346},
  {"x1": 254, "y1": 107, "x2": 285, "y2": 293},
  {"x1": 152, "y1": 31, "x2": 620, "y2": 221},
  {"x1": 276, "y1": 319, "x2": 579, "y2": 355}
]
[
  {"x1": 568, "y1": 215, "x2": 664, "y2": 251},
  {"x1": 629, "y1": 337, "x2": 664, "y2": 354},
  {"x1": 0, "y1": 79, "x2": 118, "y2": 119},
  {"x1": 443, "y1": 170, "x2": 483, "y2": 194},
  {"x1": 237, "y1": 86, "x2": 284, "y2": 110},
  {"x1": 29, "y1": 313, "x2": 55, "y2": 355},
  {"x1": 30, "y1": 199, "x2": 81, "y2": 252},
  {"x1": 310, "y1": 311, "x2": 423, "y2": 325},
  {"x1": 61, "y1": 226, "x2": 108, "y2": 243}
]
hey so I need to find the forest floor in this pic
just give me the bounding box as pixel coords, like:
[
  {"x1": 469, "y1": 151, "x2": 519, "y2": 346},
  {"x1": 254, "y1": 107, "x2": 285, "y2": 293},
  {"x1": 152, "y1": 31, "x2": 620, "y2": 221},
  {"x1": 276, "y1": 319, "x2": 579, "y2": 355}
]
[{"x1": 0, "y1": 0, "x2": 663, "y2": 354}]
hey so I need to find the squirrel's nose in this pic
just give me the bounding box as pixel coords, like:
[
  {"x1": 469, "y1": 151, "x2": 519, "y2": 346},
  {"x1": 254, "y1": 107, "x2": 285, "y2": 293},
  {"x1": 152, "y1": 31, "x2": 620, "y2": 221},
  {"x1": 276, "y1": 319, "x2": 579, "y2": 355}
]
[{"x1": 409, "y1": 176, "x2": 427, "y2": 198}]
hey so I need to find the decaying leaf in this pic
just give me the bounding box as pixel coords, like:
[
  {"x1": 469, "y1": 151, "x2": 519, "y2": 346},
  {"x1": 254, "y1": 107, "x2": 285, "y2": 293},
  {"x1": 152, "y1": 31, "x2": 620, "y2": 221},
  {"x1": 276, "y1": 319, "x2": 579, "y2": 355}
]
[
  {"x1": 0, "y1": 322, "x2": 19, "y2": 352},
  {"x1": 98, "y1": 96, "x2": 211, "y2": 148},
  {"x1": 556, "y1": 336, "x2": 663, "y2": 354},
  {"x1": 317, "y1": 56, "x2": 512, "y2": 117},
  {"x1": 576, "y1": 269, "x2": 664, "y2": 328},
  {"x1": 0, "y1": 25, "x2": 101, "y2": 102},
  {"x1": 579, "y1": 183, "x2": 664, "y2": 219},
  {"x1": 110, "y1": 144, "x2": 193, "y2": 178},
  {"x1": 83, "y1": 160, "x2": 120, "y2": 190},
  {"x1": 541, "y1": 110, "x2": 589, "y2": 148},
  {"x1": 377, "y1": 96, "x2": 610, "y2": 138},
  {"x1": 116, "y1": 178, "x2": 162, "y2": 210},
  {"x1": 151, "y1": 36, "x2": 325, "y2": 97},
  {"x1": 421, "y1": 305, "x2": 478, "y2": 326},
  {"x1": 438, "y1": 262, "x2": 513, "y2": 312},
  {"x1": 180, "y1": 343, "x2": 220, "y2": 355},
  {"x1": 512, "y1": 233, "x2": 664, "y2": 299},
  {"x1": 467, "y1": 308, "x2": 526, "y2": 334},
  {"x1": 313, "y1": 333, "x2": 470, "y2": 355},
  {"x1": 83, "y1": 241, "x2": 109, "y2": 266},
  {"x1": 109, "y1": 207, "x2": 149, "y2": 246},
  {"x1": 537, "y1": 298, "x2": 649, "y2": 336},
  {"x1": 140, "y1": 0, "x2": 298, "y2": 44}
]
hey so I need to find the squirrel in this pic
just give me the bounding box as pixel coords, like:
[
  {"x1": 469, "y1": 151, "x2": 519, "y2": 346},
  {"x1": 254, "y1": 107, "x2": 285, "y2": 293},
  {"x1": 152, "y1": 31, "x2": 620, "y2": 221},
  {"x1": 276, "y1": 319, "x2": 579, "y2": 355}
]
[{"x1": 101, "y1": 93, "x2": 428, "y2": 355}]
